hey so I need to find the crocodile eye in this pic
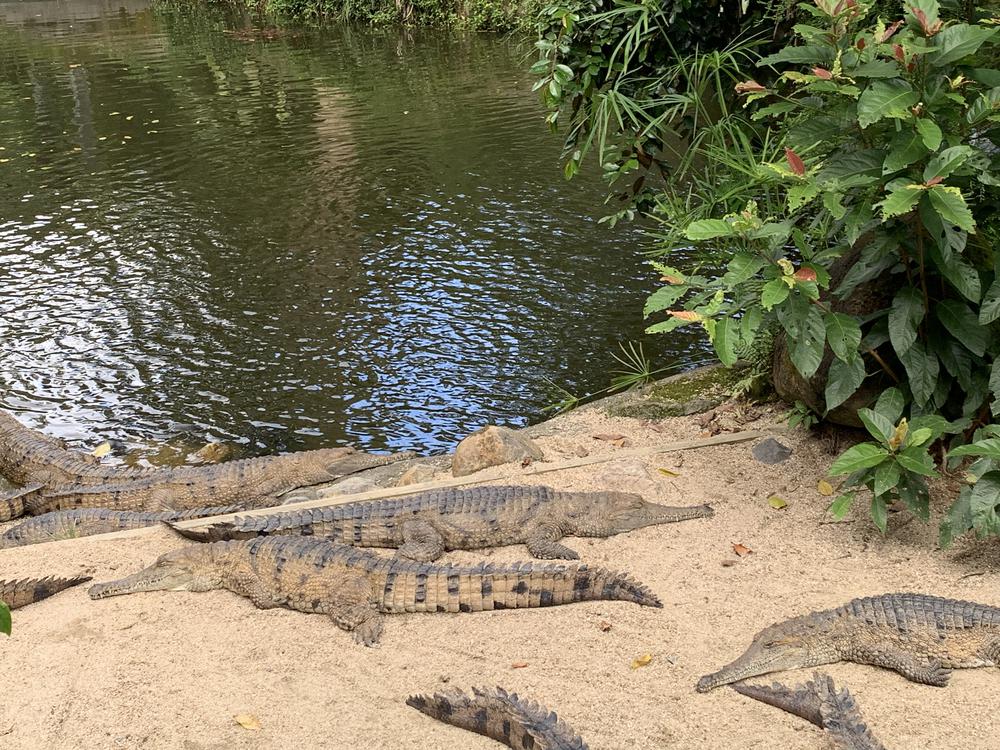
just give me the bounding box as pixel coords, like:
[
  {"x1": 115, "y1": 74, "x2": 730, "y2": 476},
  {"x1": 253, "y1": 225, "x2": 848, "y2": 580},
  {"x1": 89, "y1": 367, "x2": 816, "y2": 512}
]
[{"x1": 762, "y1": 640, "x2": 777, "y2": 649}]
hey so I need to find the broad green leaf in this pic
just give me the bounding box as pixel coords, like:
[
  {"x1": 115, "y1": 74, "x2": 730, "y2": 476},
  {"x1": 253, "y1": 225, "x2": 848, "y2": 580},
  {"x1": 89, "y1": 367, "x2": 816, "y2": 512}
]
[
  {"x1": 920, "y1": 198, "x2": 967, "y2": 260},
  {"x1": 645, "y1": 318, "x2": 688, "y2": 334},
  {"x1": 788, "y1": 183, "x2": 820, "y2": 211},
  {"x1": 980, "y1": 280, "x2": 1000, "y2": 324},
  {"x1": 991, "y1": 359, "x2": 1000, "y2": 415},
  {"x1": 857, "y1": 407, "x2": 895, "y2": 444},
  {"x1": 875, "y1": 387, "x2": 905, "y2": 423},
  {"x1": 896, "y1": 446, "x2": 938, "y2": 476},
  {"x1": 888, "y1": 287, "x2": 924, "y2": 357},
  {"x1": 969, "y1": 471, "x2": 1000, "y2": 536},
  {"x1": 723, "y1": 254, "x2": 766, "y2": 285},
  {"x1": 940, "y1": 487, "x2": 973, "y2": 547},
  {"x1": 908, "y1": 0, "x2": 939, "y2": 26},
  {"x1": 928, "y1": 24, "x2": 997, "y2": 68},
  {"x1": 909, "y1": 427, "x2": 933, "y2": 447},
  {"x1": 926, "y1": 186, "x2": 976, "y2": 233},
  {"x1": 928, "y1": 242, "x2": 981, "y2": 302},
  {"x1": 949, "y1": 438, "x2": 1000, "y2": 459},
  {"x1": 923, "y1": 146, "x2": 974, "y2": 182},
  {"x1": 899, "y1": 342, "x2": 939, "y2": 407},
  {"x1": 685, "y1": 219, "x2": 734, "y2": 240},
  {"x1": 883, "y1": 130, "x2": 928, "y2": 174},
  {"x1": 0, "y1": 602, "x2": 8, "y2": 637},
  {"x1": 824, "y1": 313, "x2": 861, "y2": 362},
  {"x1": 758, "y1": 44, "x2": 834, "y2": 67},
  {"x1": 761, "y1": 278, "x2": 790, "y2": 310},
  {"x1": 713, "y1": 317, "x2": 739, "y2": 367},
  {"x1": 789, "y1": 305, "x2": 826, "y2": 378},
  {"x1": 874, "y1": 460, "x2": 901, "y2": 496},
  {"x1": 936, "y1": 299, "x2": 987, "y2": 356},
  {"x1": 825, "y1": 355, "x2": 866, "y2": 411},
  {"x1": 871, "y1": 494, "x2": 888, "y2": 533},
  {"x1": 898, "y1": 472, "x2": 931, "y2": 520},
  {"x1": 879, "y1": 183, "x2": 924, "y2": 218},
  {"x1": 829, "y1": 443, "x2": 890, "y2": 475},
  {"x1": 643, "y1": 285, "x2": 687, "y2": 317},
  {"x1": 857, "y1": 80, "x2": 918, "y2": 128},
  {"x1": 828, "y1": 491, "x2": 856, "y2": 519},
  {"x1": 850, "y1": 60, "x2": 905, "y2": 78},
  {"x1": 915, "y1": 119, "x2": 943, "y2": 151}
]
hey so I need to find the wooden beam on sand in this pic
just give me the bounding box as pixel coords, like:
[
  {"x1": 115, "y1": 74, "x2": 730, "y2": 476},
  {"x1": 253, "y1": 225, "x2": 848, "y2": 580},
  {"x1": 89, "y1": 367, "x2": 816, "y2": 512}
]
[{"x1": 57, "y1": 429, "x2": 767, "y2": 543}]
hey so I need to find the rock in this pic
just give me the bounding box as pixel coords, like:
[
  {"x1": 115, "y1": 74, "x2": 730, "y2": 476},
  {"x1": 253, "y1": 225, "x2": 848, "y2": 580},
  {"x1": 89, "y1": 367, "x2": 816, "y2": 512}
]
[
  {"x1": 604, "y1": 365, "x2": 735, "y2": 420},
  {"x1": 397, "y1": 463, "x2": 438, "y2": 486},
  {"x1": 752, "y1": 438, "x2": 793, "y2": 464},
  {"x1": 451, "y1": 426, "x2": 543, "y2": 477},
  {"x1": 191, "y1": 441, "x2": 236, "y2": 465},
  {"x1": 593, "y1": 460, "x2": 658, "y2": 496},
  {"x1": 325, "y1": 474, "x2": 383, "y2": 496}
]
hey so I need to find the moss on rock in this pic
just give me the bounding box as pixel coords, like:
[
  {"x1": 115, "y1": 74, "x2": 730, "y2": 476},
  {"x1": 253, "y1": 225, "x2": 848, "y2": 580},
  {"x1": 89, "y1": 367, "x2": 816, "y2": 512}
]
[{"x1": 604, "y1": 365, "x2": 739, "y2": 420}]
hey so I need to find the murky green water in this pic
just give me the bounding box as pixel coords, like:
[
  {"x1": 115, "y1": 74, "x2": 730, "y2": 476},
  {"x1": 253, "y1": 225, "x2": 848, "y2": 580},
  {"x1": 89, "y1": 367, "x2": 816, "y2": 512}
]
[{"x1": 0, "y1": 1, "x2": 705, "y2": 456}]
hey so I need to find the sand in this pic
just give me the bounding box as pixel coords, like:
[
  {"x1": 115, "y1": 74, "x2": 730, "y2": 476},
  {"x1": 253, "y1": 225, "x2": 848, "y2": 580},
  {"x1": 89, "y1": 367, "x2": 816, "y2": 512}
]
[{"x1": 1, "y1": 402, "x2": 999, "y2": 749}]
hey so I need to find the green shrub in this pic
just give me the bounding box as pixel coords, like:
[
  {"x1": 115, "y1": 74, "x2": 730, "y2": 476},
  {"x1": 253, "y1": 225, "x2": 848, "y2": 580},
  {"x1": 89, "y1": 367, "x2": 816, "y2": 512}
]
[
  {"x1": 639, "y1": 0, "x2": 1000, "y2": 542},
  {"x1": 0, "y1": 601, "x2": 9, "y2": 636}
]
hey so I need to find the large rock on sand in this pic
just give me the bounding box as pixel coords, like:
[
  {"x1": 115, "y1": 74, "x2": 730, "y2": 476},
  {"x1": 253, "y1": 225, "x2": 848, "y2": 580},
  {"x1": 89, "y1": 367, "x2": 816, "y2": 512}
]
[{"x1": 451, "y1": 426, "x2": 543, "y2": 477}]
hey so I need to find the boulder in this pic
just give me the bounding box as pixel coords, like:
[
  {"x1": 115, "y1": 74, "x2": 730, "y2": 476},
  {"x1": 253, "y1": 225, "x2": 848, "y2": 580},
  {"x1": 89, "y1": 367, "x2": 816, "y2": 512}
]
[
  {"x1": 451, "y1": 426, "x2": 543, "y2": 477},
  {"x1": 397, "y1": 463, "x2": 438, "y2": 486}
]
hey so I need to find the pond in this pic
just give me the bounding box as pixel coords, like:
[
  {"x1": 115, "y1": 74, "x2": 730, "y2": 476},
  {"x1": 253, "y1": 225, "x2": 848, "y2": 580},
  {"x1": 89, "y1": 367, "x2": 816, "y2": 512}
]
[{"x1": 0, "y1": 0, "x2": 706, "y2": 457}]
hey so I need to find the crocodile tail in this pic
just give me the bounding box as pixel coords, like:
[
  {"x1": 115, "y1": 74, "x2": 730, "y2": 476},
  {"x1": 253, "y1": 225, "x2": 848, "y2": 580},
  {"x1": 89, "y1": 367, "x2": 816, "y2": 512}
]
[
  {"x1": 406, "y1": 686, "x2": 589, "y2": 750},
  {"x1": 0, "y1": 484, "x2": 43, "y2": 522},
  {"x1": 815, "y1": 675, "x2": 887, "y2": 750},
  {"x1": 0, "y1": 575, "x2": 93, "y2": 610},
  {"x1": 731, "y1": 680, "x2": 824, "y2": 728}
]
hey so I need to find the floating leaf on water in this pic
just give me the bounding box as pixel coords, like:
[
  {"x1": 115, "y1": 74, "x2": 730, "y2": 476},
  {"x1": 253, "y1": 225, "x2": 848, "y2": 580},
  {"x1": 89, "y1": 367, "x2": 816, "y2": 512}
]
[
  {"x1": 732, "y1": 542, "x2": 753, "y2": 557},
  {"x1": 630, "y1": 653, "x2": 653, "y2": 669},
  {"x1": 234, "y1": 714, "x2": 262, "y2": 731},
  {"x1": 817, "y1": 479, "x2": 835, "y2": 496},
  {"x1": 657, "y1": 467, "x2": 680, "y2": 477},
  {"x1": 767, "y1": 495, "x2": 788, "y2": 509},
  {"x1": 91, "y1": 442, "x2": 112, "y2": 458}
]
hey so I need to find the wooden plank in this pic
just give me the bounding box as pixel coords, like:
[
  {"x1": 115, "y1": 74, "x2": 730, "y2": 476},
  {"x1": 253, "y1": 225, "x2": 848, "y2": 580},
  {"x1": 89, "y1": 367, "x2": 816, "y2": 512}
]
[{"x1": 38, "y1": 428, "x2": 766, "y2": 545}]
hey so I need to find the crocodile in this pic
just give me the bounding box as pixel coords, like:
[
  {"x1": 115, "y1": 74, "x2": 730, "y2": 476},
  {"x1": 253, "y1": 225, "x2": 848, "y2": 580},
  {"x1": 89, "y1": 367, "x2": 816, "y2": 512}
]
[
  {"x1": 1, "y1": 575, "x2": 93, "y2": 609},
  {"x1": 0, "y1": 505, "x2": 246, "y2": 549},
  {"x1": 88, "y1": 536, "x2": 661, "y2": 645},
  {"x1": 169, "y1": 485, "x2": 713, "y2": 560},
  {"x1": 4, "y1": 447, "x2": 412, "y2": 521},
  {"x1": 697, "y1": 593, "x2": 1000, "y2": 692},
  {"x1": 733, "y1": 673, "x2": 886, "y2": 750},
  {"x1": 406, "y1": 686, "x2": 588, "y2": 750}
]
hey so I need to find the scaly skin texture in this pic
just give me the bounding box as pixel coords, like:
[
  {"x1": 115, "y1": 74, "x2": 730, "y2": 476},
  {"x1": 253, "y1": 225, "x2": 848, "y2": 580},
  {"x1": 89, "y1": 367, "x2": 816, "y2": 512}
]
[
  {"x1": 171, "y1": 485, "x2": 713, "y2": 560},
  {"x1": 0, "y1": 576, "x2": 93, "y2": 610},
  {"x1": 733, "y1": 673, "x2": 887, "y2": 750},
  {"x1": 0, "y1": 505, "x2": 246, "y2": 549},
  {"x1": 15, "y1": 448, "x2": 411, "y2": 519},
  {"x1": 697, "y1": 593, "x2": 1000, "y2": 692},
  {"x1": 0, "y1": 411, "x2": 158, "y2": 520},
  {"x1": 406, "y1": 686, "x2": 589, "y2": 750},
  {"x1": 88, "y1": 537, "x2": 661, "y2": 645}
]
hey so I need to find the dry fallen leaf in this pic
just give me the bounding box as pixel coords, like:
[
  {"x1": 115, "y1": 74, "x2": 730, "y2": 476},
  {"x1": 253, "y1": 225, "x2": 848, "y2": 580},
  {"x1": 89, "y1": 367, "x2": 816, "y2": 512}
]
[
  {"x1": 599, "y1": 620, "x2": 612, "y2": 632},
  {"x1": 234, "y1": 714, "x2": 262, "y2": 731},
  {"x1": 593, "y1": 433, "x2": 627, "y2": 442},
  {"x1": 91, "y1": 442, "x2": 112, "y2": 459},
  {"x1": 657, "y1": 468, "x2": 680, "y2": 477},
  {"x1": 817, "y1": 479, "x2": 834, "y2": 496},
  {"x1": 732, "y1": 542, "x2": 753, "y2": 557},
  {"x1": 631, "y1": 653, "x2": 653, "y2": 669},
  {"x1": 767, "y1": 495, "x2": 788, "y2": 510},
  {"x1": 521, "y1": 456, "x2": 533, "y2": 468},
  {"x1": 511, "y1": 661, "x2": 529, "y2": 669}
]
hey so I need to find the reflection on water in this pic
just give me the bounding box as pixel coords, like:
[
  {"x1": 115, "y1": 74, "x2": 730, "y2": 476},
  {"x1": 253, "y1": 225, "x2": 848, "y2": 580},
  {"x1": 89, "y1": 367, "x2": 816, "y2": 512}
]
[{"x1": 0, "y1": 1, "x2": 706, "y2": 454}]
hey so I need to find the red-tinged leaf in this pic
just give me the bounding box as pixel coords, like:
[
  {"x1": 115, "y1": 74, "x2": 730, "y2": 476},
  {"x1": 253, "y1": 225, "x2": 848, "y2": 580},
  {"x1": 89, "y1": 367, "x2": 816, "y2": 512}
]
[
  {"x1": 813, "y1": 67, "x2": 833, "y2": 80},
  {"x1": 735, "y1": 80, "x2": 766, "y2": 95},
  {"x1": 881, "y1": 19, "x2": 903, "y2": 42},
  {"x1": 668, "y1": 310, "x2": 701, "y2": 321},
  {"x1": 833, "y1": 0, "x2": 846, "y2": 14},
  {"x1": 785, "y1": 147, "x2": 806, "y2": 177},
  {"x1": 894, "y1": 44, "x2": 905, "y2": 62},
  {"x1": 660, "y1": 275, "x2": 684, "y2": 285},
  {"x1": 911, "y1": 6, "x2": 929, "y2": 33},
  {"x1": 925, "y1": 176, "x2": 943, "y2": 187},
  {"x1": 856, "y1": 37, "x2": 866, "y2": 50},
  {"x1": 794, "y1": 267, "x2": 818, "y2": 282}
]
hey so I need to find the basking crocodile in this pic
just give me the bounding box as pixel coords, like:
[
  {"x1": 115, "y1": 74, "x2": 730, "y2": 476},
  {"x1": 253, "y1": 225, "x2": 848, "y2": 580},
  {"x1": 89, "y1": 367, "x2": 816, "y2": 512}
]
[
  {"x1": 733, "y1": 673, "x2": 886, "y2": 750},
  {"x1": 169, "y1": 485, "x2": 713, "y2": 560},
  {"x1": 697, "y1": 593, "x2": 1000, "y2": 692},
  {"x1": 5, "y1": 447, "x2": 411, "y2": 520},
  {"x1": 1, "y1": 575, "x2": 93, "y2": 609},
  {"x1": 88, "y1": 537, "x2": 661, "y2": 645},
  {"x1": 406, "y1": 686, "x2": 588, "y2": 750},
  {"x1": 0, "y1": 505, "x2": 246, "y2": 549}
]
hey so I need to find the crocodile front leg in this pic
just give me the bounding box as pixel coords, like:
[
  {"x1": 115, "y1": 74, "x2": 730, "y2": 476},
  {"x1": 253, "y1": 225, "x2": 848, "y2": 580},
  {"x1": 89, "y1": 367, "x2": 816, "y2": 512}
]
[
  {"x1": 851, "y1": 644, "x2": 952, "y2": 686},
  {"x1": 327, "y1": 573, "x2": 384, "y2": 646},
  {"x1": 396, "y1": 519, "x2": 445, "y2": 562},
  {"x1": 525, "y1": 522, "x2": 579, "y2": 559}
]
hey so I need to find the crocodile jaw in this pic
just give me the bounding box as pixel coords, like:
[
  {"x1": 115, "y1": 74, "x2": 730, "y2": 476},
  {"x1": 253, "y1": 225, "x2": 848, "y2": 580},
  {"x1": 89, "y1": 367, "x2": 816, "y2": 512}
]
[
  {"x1": 609, "y1": 502, "x2": 714, "y2": 532},
  {"x1": 696, "y1": 639, "x2": 831, "y2": 692},
  {"x1": 89, "y1": 549, "x2": 219, "y2": 599}
]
